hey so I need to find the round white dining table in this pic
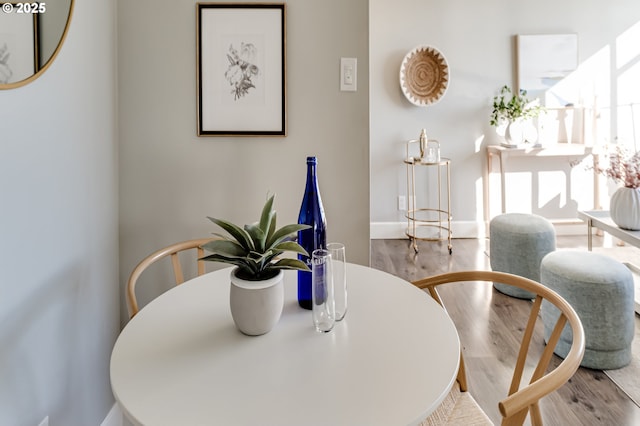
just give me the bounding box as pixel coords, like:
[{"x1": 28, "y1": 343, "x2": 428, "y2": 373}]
[{"x1": 110, "y1": 263, "x2": 460, "y2": 426}]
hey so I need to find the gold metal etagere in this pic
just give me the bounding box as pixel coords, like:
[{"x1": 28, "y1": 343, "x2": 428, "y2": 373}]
[{"x1": 404, "y1": 140, "x2": 452, "y2": 254}]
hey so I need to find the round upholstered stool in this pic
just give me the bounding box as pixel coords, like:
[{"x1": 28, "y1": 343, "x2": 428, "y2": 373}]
[
  {"x1": 540, "y1": 250, "x2": 634, "y2": 370},
  {"x1": 490, "y1": 213, "x2": 556, "y2": 299}
]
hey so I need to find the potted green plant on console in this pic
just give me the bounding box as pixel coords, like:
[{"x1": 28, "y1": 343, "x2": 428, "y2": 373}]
[
  {"x1": 202, "y1": 194, "x2": 310, "y2": 335},
  {"x1": 490, "y1": 85, "x2": 543, "y2": 147}
]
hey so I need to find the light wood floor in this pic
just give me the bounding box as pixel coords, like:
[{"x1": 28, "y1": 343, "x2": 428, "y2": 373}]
[{"x1": 371, "y1": 236, "x2": 640, "y2": 425}]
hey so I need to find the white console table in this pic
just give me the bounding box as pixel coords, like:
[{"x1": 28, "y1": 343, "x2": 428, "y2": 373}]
[
  {"x1": 578, "y1": 210, "x2": 640, "y2": 314},
  {"x1": 486, "y1": 144, "x2": 596, "y2": 221}
]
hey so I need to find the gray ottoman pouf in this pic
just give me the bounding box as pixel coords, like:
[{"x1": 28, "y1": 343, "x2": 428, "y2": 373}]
[
  {"x1": 540, "y1": 250, "x2": 634, "y2": 370},
  {"x1": 490, "y1": 213, "x2": 556, "y2": 299}
]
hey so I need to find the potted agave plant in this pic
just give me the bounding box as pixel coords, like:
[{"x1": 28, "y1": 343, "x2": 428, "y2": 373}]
[{"x1": 201, "y1": 194, "x2": 310, "y2": 335}]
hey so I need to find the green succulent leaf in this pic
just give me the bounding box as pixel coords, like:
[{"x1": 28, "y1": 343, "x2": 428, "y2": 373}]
[
  {"x1": 273, "y1": 240, "x2": 309, "y2": 256},
  {"x1": 259, "y1": 252, "x2": 280, "y2": 271},
  {"x1": 263, "y1": 249, "x2": 284, "y2": 264},
  {"x1": 211, "y1": 232, "x2": 234, "y2": 240},
  {"x1": 207, "y1": 217, "x2": 255, "y2": 251},
  {"x1": 259, "y1": 194, "x2": 276, "y2": 235},
  {"x1": 200, "y1": 253, "x2": 258, "y2": 275},
  {"x1": 244, "y1": 222, "x2": 266, "y2": 252},
  {"x1": 201, "y1": 239, "x2": 247, "y2": 257},
  {"x1": 266, "y1": 212, "x2": 277, "y2": 245},
  {"x1": 272, "y1": 258, "x2": 311, "y2": 271},
  {"x1": 266, "y1": 223, "x2": 311, "y2": 248}
]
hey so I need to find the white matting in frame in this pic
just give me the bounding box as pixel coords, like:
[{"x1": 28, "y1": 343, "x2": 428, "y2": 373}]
[
  {"x1": 197, "y1": 3, "x2": 286, "y2": 136},
  {"x1": 516, "y1": 33, "x2": 578, "y2": 97},
  {"x1": 0, "y1": 9, "x2": 37, "y2": 84}
]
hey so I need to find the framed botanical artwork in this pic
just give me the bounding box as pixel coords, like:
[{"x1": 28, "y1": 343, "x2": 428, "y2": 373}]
[
  {"x1": 197, "y1": 3, "x2": 286, "y2": 136},
  {"x1": 0, "y1": 6, "x2": 39, "y2": 85}
]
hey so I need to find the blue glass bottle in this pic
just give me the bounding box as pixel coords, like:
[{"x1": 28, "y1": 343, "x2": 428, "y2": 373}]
[{"x1": 298, "y1": 156, "x2": 327, "y2": 310}]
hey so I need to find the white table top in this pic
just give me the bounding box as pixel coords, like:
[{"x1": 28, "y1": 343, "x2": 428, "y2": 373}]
[
  {"x1": 110, "y1": 264, "x2": 460, "y2": 426},
  {"x1": 578, "y1": 210, "x2": 640, "y2": 314},
  {"x1": 487, "y1": 143, "x2": 593, "y2": 157}
]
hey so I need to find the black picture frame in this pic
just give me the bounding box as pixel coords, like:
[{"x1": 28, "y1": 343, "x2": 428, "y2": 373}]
[{"x1": 197, "y1": 3, "x2": 286, "y2": 136}]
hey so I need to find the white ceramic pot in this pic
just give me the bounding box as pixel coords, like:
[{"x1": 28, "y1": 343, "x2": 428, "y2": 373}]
[
  {"x1": 229, "y1": 268, "x2": 284, "y2": 336},
  {"x1": 503, "y1": 119, "x2": 538, "y2": 146},
  {"x1": 505, "y1": 120, "x2": 524, "y2": 146},
  {"x1": 610, "y1": 186, "x2": 640, "y2": 231}
]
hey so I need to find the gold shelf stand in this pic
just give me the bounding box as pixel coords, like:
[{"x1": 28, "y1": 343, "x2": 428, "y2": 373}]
[{"x1": 404, "y1": 140, "x2": 452, "y2": 254}]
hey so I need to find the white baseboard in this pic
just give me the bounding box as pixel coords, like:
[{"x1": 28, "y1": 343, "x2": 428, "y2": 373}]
[
  {"x1": 370, "y1": 219, "x2": 587, "y2": 240},
  {"x1": 101, "y1": 403, "x2": 122, "y2": 426}
]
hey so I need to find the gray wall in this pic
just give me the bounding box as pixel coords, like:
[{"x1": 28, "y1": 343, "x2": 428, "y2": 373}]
[
  {"x1": 370, "y1": 0, "x2": 640, "y2": 237},
  {"x1": 0, "y1": 1, "x2": 118, "y2": 425},
  {"x1": 118, "y1": 0, "x2": 370, "y2": 324}
]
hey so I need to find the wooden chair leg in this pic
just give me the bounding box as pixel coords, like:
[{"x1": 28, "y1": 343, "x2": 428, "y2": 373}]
[{"x1": 458, "y1": 351, "x2": 468, "y2": 392}]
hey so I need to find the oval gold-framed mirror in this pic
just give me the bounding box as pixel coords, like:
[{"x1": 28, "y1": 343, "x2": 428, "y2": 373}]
[{"x1": 0, "y1": 0, "x2": 74, "y2": 90}]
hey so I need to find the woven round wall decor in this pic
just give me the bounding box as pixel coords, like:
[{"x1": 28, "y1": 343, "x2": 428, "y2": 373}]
[{"x1": 399, "y1": 46, "x2": 449, "y2": 106}]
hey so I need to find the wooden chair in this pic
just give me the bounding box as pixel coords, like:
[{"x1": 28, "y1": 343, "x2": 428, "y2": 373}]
[
  {"x1": 414, "y1": 270, "x2": 585, "y2": 426},
  {"x1": 127, "y1": 238, "x2": 215, "y2": 319}
]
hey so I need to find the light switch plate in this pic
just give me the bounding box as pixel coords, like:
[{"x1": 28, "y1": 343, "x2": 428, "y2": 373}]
[{"x1": 340, "y1": 57, "x2": 357, "y2": 92}]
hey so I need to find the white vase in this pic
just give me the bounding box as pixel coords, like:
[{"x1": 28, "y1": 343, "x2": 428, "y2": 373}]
[
  {"x1": 610, "y1": 186, "x2": 640, "y2": 231},
  {"x1": 504, "y1": 120, "x2": 524, "y2": 146},
  {"x1": 503, "y1": 119, "x2": 538, "y2": 146},
  {"x1": 229, "y1": 268, "x2": 284, "y2": 336}
]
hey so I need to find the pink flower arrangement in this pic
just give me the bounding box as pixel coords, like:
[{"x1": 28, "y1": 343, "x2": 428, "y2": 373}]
[{"x1": 595, "y1": 145, "x2": 640, "y2": 189}]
